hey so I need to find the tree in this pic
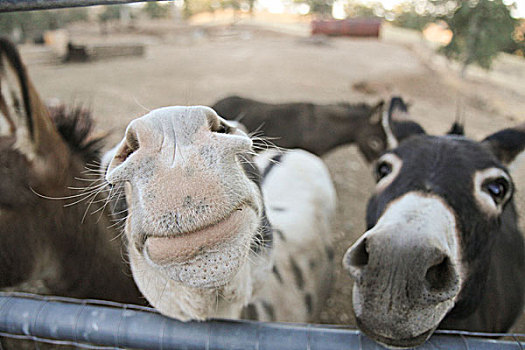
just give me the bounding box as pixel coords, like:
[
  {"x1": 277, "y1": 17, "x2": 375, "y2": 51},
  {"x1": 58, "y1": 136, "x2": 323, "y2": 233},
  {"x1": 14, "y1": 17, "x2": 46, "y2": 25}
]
[
  {"x1": 0, "y1": 8, "x2": 87, "y2": 42},
  {"x1": 504, "y1": 22, "x2": 525, "y2": 56},
  {"x1": 309, "y1": 0, "x2": 334, "y2": 15},
  {"x1": 294, "y1": 0, "x2": 335, "y2": 16},
  {"x1": 143, "y1": 2, "x2": 170, "y2": 19},
  {"x1": 439, "y1": 0, "x2": 517, "y2": 76},
  {"x1": 345, "y1": 2, "x2": 380, "y2": 18},
  {"x1": 98, "y1": 5, "x2": 124, "y2": 23},
  {"x1": 183, "y1": 0, "x2": 215, "y2": 18}
]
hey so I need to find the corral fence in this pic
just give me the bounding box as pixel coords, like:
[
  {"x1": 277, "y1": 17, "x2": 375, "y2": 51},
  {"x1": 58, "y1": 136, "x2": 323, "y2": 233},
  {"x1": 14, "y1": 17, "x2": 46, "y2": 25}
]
[
  {"x1": 0, "y1": 0, "x2": 159, "y2": 12},
  {"x1": 0, "y1": 1, "x2": 524, "y2": 349},
  {"x1": 1, "y1": 293, "x2": 524, "y2": 350}
]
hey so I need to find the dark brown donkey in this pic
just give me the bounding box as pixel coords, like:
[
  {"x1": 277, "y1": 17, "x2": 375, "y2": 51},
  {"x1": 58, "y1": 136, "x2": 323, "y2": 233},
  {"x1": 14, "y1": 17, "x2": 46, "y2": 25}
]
[
  {"x1": 343, "y1": 109, "x2": 525, "y2": 348},
  {"x1": 0, "y1": 38, "x2": 142, "y2": 306},
  {"x1": 212, "y1": 95, "x2": 425, "y2": 161}
]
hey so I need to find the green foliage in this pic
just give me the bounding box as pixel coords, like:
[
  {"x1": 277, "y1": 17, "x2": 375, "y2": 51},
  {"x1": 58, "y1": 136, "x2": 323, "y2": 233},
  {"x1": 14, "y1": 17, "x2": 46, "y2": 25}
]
[
  {"x1": 309, "y1": 0, "x2": 335, "y2": 15},
  {"x1": 393, "y1": 10, "x2": 434, "y2": 30},
  {"x1": 221, "y1": 0, "x2": 241, "y2": 10},
  {"x1": 246, "y1": 0, "x2": 256, "y2": 13},
  {"x1": 183, "y1": 0, "x2": 216, "y2": 18},
  {"x1": 182, "y1": 0, "x2": 253, "y2": 18},
  {"x1": 391, "y1": 0, "x2": 456, "y2": 31},
  {"x1": 98, "y1": 5, "x2": 124, "y2": 23},
  {"x1": 504, "y1": 24, "x2": 525, "y2": 56},
  {"x1": 293, "y1": 0, "x2": 334, "y2": 15},
  {"x1": 0, "y1": 8, "x2": 87, "y2": 42},
  {"x1": 143, "y1": 2, "x2": 171, "y2": 19},
  {"x1": 440, "y1": 0, "x2": 517, "y2": 72},
  {"x1": 345, "y1": 2, "x2": 380, "y2": 18}
]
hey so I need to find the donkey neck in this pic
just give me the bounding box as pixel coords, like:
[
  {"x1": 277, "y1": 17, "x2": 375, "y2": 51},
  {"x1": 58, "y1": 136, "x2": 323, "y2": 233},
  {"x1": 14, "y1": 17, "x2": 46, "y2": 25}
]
[
  {"x1": 0, "y1": 199, "x2": 141, "y2": 304},
  {"x1": 50, "y1": 194, "x2": 142, "y2": 303},
  {"x1": 318, "y1": 108, "x2": 369, "y2": 152},
  {"x1": 440, "y1": 204, "x2": 525, "y2": 332},
  {"x1": 42, "y1": 160, "x2": 142, "y2": 304}
]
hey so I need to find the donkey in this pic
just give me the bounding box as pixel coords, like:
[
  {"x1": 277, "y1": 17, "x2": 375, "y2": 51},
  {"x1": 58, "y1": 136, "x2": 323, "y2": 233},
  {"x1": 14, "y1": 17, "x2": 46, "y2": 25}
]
[
  {"x1": 212, "y1": 95, "x2": 425, "y2": 161},
  {"x1": 104, "y1": 105, "x2": 337, "y2": 322},
  {"x1": 343, "y1": 108, "x2": 525, "y2": 348},
  {"x1": 0, "y1": 38, "x2": 143, "y2": 304}
]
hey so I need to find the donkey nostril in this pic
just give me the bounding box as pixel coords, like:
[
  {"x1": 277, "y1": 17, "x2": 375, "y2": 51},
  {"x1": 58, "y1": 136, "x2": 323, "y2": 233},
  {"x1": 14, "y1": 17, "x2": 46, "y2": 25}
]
[
  {"x1": 126, "y1": 128, "x2": 140, "y2": 151},
  {"x1": 207, "y1": 113, "x2": 231, "y2": 134},
  {"x1": 348, "y1": 238, "x2": 369, "y2": 268},
  {"x1": 215, "y1": 122, "x2": 229, "y2": 134},
  {"x1": 212, "y1": 121, "x2": 231, "y2": 134},
  {"x1": 425, "y1": 256, "x2": 456, "y2": 293},
  {"x1": 116, "y1": 128, "x2": 140, "y2": 163}
]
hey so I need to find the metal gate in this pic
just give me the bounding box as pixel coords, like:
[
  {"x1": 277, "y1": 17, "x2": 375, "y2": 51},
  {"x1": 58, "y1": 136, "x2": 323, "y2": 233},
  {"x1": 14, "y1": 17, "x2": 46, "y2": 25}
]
[{"x1": 1, "y1": 292, "x2": 524, "y2": 349}]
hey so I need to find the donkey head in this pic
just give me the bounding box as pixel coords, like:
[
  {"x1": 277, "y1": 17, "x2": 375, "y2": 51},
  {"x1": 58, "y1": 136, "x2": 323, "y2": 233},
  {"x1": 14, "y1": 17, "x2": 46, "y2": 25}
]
[
  {"x1": 343, "y1": 110, "x2": 525, "y2": 347},
  {"x1": 105, "y1": 106, "x2": 264, "y2": 301},
  {"x1": 0, "y1": 38, "x2": 77, "y2": 291},
  {"x1": 0, "y1": 39, "x2": 143, "y2": 304},
  {"x1": 356, "y1": 97, "x2": 426, "y2": 162}
]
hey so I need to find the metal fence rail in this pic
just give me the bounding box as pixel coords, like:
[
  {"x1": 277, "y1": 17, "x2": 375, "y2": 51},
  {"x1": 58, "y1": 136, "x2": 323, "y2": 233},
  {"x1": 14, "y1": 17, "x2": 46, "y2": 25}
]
[
  {"x1": 0, "y1": 0, "x2": 160, "y2": 13},
  {"x1": 0, "y1": 292, "x2": 524, "y2": 350}
]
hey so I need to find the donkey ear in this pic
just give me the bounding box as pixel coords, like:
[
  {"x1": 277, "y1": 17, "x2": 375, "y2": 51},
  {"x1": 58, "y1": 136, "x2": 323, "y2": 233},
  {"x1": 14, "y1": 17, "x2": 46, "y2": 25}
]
[
  {"x1": 0, "y1": 38, "x2": 65, "y2": 157},
  {"x1": 0, "y1": 38, "x2": 33, "y2": 143},
  {"x1": 381, "y1": 97, "x2": 400, "y2": 150},
  {"x1": 368, "y1": 97, "x2": 401, "y2": 151},
  {"x1": 446, "y1": 121, "x2": 464, "y2": 136},
  {"x1": 387, "y1": 96, "x2": 409, "y2": 120},
  {"x1": 0, "y1": 38, "x2": 69, "y2": 186},
  {"x1": 386, "y1": 96, "x2": 427, "y2": 149},
  {"x1": 482, "y1": 123, "x2": 525, "y2": 170},
  {"x1": 368, "y1": 100, "x2": 385, "y2": 125}
]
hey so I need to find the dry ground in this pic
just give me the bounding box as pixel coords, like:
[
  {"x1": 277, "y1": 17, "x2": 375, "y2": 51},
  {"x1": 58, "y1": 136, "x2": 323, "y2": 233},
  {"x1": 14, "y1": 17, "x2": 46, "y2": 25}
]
[{"x1": 19, "y1": 20, "x2": 525, "y2": 332}]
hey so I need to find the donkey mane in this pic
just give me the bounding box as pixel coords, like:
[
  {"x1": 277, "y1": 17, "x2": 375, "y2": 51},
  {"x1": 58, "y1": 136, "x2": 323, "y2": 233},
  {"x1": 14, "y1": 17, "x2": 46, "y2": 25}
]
[{"x1": 47, "y1": 104, "x2": 104, "y2": 163}]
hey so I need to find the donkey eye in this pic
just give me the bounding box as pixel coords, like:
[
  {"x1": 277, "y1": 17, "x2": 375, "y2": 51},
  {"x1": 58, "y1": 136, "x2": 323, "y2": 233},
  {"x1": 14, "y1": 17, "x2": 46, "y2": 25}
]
[
  {"x1": 483, "y1": 178, "x2": 509, "y2": 205},
  {"x1": 375, "y1": 161, "x2": 393, "y2": 182},
  {"x1": 369, "y1": 137, "x2": 383, "y2": 151}
]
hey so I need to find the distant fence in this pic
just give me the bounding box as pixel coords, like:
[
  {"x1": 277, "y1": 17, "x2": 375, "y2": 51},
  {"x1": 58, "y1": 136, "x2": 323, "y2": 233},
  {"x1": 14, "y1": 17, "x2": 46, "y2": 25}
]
[
  {"x1": 63, "y1": 43, "x2": 145, "y2": 63},
  {"x1": 0, "y1": 293, "x2": 524, "y2": 350},
  {"x1": 0, "y1": 0, "x2": 160, "y2": 12}
]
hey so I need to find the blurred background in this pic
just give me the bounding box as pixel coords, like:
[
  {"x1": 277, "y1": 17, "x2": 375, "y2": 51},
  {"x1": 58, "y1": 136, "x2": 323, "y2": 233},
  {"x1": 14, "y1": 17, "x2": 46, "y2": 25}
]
[{"x1": 1, "y1": 0, "x2": 524, "y2": 330}]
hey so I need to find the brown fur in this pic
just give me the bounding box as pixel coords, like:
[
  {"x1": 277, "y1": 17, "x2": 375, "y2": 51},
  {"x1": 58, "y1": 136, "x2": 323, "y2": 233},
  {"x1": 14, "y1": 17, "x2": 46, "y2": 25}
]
[
  {"x1": 0, "y1": 38, "x2": 143, "y2": 304},
  {"x1": 212, "y1": 95, "x2": 426, "y2": 161}
]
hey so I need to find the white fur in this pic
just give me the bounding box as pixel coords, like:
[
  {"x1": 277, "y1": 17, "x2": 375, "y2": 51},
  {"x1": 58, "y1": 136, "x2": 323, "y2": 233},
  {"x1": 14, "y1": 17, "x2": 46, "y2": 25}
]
[
  {"x1": 381, "y1": 109, "x2": 398, "y2": 149},
  {"x1": 346, "y1": 192, "x2": 463, "y2": 296},
  {"x1": 345, "y1": 192, "x2": 463, "y2": 340},
  {"x1": 253, "y1": 149, "x2": 337, "y2": 321}
]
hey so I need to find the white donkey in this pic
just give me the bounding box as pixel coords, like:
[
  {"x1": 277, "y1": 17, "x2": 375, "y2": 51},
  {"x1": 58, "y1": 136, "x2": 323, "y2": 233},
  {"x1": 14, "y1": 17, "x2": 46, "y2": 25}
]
[{"x1": 105, "y1": 106, "x2": 336, "y2": 322}]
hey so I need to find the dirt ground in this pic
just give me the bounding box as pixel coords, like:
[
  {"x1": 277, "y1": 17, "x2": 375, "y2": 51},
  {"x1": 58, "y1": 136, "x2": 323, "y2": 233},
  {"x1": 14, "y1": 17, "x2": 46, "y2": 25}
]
[{"x1": 19, "y1": 20, "x2": 525, "y2": 332}]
